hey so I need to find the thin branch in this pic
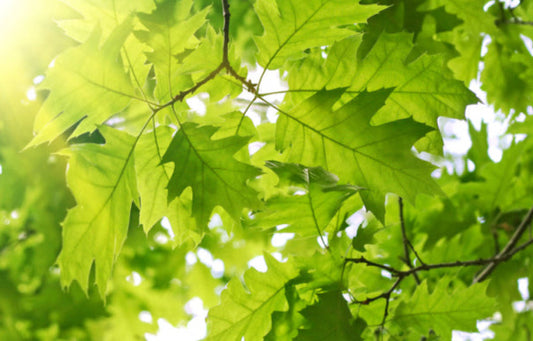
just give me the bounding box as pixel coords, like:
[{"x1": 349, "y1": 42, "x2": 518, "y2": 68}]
[
  {"x1": 351, "y1": 276, "x2": 402, "y2": 337},
  {"x1": 221, "y1": 0, "x2": 231, "y2": 64},
  {"x1": 510, "y1": 238, "x2": 533, "y2": 256},
  {"x1": 156, "y1": 0, "x2": 255, "y2": 112},
  {"x1": 220, "y1": 0, "x2": 257, "y2": 93},
  {"x1": 346, "y1": 254, "x2": 515, "y2": 277},
  {"x1": 399, "y1": 197, "x2": 420, "y2": 284},
  {"x1": 474, "y1": 206, "x2": 533, "y2": 283},
  {"x1": 380, "y1": 278, "x2": 402, "y2": 328},
  {"x1": 406, "y1": 238, "x2": 426, "y2": 266},
  {"x1": 345, "y1": 256, "x2": 400, "y2": 275}
]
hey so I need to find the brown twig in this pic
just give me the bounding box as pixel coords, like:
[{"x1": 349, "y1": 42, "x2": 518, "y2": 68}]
[
  {"x1": 473, "y1": 206, "x2": 533, "y2": 283},
  {"x1": 221, "y1": 0, "x2": 231, "y2": 64},
  {"x1": 155, "y1": 0, "x2": 256, "y2": 114},
  {"x1": 345, "y1": 206, "x2": 533, "y2": 285}
]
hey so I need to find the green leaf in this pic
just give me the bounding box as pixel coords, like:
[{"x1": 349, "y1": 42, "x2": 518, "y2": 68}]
[
  {"x1": 136, "y1": 0, "x2": 209, "y2": 101},
  {"x1": 276, "y1": 88, "x2": 440, "y2": 219},
  {"x1": 464, "y1": 141, "x2": 533, "y2": 212},
  {"x1": 390, "y1": 278, "x2": 497, "y2": 339},
  {"x1": 254, "y1": 0, "x2": 384, "y2": 70},
  {"x1": 352, "y1": 216, "x2": 380, "y2": 252},
  {"x1": 264, "y1": 286, "x2": 307, "y2": 341},
  {"x1": 481, "y1": 41, "x2": 532, "y2": 114},
  {"x1": 290, "y1": 32, "x2": 478, "y2": 153},
  {"x1": 162, "y1": 123, "x2": 261, "y2": 227},
  {"x1": 56, "y1": 126, "x2": 138, "y2": 296},
  {"x1": 296, "y1": 291, "x2": 365, "y2": 341},
  {"x1": 351, "y1": 32, "x2": 477, "y2": 153},
  {"x1": 29, "y1": 19, "x2": 135, "y2": 147},
  {"x1": 251, "y1": 161, "x2": 358, "y2": 237},
  {"x1": 206, "y1": 254, "x2": 298, "y2": 341},
  {"x1": 467, "y1": 120, "x2": 491, "y2": 168},
  {"x1": 135, "y1": 127, "x2": 201, "y2": 245},
  {"x1": 56, "y1": 0, "x2": 155, "y2": 42}
]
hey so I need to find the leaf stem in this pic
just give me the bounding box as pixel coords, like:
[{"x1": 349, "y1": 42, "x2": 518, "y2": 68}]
[{"x1": 398, "y1": 197, "x2": 420, "y2": 284}]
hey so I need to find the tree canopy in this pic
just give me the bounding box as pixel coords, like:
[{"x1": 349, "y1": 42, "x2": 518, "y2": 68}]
[{"x1": 1, "y1": 0, "x2": 533, "y2": 339}]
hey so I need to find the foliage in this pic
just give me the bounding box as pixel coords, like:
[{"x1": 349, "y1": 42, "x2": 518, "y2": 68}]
[{"x1": 1, "y1": 0, "x2": 533, "y2": 340}]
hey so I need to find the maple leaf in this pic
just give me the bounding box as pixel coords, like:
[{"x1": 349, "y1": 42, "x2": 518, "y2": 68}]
[
  {"x1": 296, "y1": 291, "x2": 366, "y2": 341},
  {"x1": 135, "y1": 0, "x2": 209, "y2": 101},
  {"x1": 28, "y1": 19, "x2": 135, "y2": 147},
  {"x1": 276, "y1": 88, "x2": 440, "y2": 219},
  {"x1": 135, "y1": 127, "x2": 201, "y2": 245},
  {"x1": 162, "y1": 122, "x2": 261, "y2": 227},
  {"x1": 254, "y1": 0, "x2": 384, "y2": 70},
  {"x1": 251, "y1": 161, "x2": 359, "y2": 237},
  {"x1": 56, "y1": 126, "x2": 138, "y2": 296},
  {"x1": 464, "y1": 141, "x2": 533, "y2": 212},
  {"x1": 287, "y1": 32, "x2": 478, "y2": 153},
  {"x1": 206, "y1": 254, "x2": 298, "y2": 341},
  {"x1": 56, "y1": 0, "x2": 155, "y2": 42},
  {"x1": 390, "y1": 278, "x2": 497, "y2": 339},
  {"x1": 481, "y1": 41, "x2": 532, "y2": 114}
]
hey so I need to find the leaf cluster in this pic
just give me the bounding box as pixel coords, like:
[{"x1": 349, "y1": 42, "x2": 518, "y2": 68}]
[{"x1": 1, "y1": 0, "x2": 533, "y2": 339}]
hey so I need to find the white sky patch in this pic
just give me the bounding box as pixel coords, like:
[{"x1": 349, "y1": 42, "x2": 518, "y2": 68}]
[
  {"x1": 441, "y1": 77, "x2": 512, "y2": 167},
  {"x1": 518, "y1": 277, "x2": 529, "y2": 300},
  {"x1": 520, "y1": 34, "x2": 533, "y2": 56},
  {"x1": 503, "y1": 0, "x2": 520, "y2": 8},
  {"x1": 126, "y1": 271, "x2": 142, "y2": 286},
  {"x1": 186, "y1": 96, "x2": 206, "y2": 116},
  {"x1": 33, "y1": 75, "x2": 45, "y2": 84},
  {"x1": 247, "y1": 111, "x2": 262, "y2": 126},
  {"x1": 208, "y1": 213, "x2": 222, "y2": 229},
  {"x1": 248, "y1": 141, "x2": 265, "y2": 156},
  {"x1": 271, "y1": 252, "x2": 286, "y2": 262},
  {"x1": 345, "y1": 209, "x2": 366, "y2": 238},
  {"x1": 248, "y1": 255, "x2": 267, "y2": 272},
  {"x1": 105, "y1": 116, "x2": 126, "y2": 127},
  {"x1": 481, "y1": 36, "x2": 491, "y2": 57},
  {"x1": 185, "y1": 297, "x2": 206, "y2": 317},
  {"x1": 0, "y1": 164, "x2": 3, "y2": 175},
  {"x1": 160, "y1": 217, "x2": 175, "y2": 239},
  {"x1": 139, "y1": 311, "x2": 153, "y2": 324},
  {"x1": 197, "y1": 248, "x2": 214, "y2": 267},
  {"x1": 185, "y1": 251, "x2": 197, "y2": 266},
  {"x1": 26, "y1": 87, "x2": 37, "y2": 101},
  {"x1": 154, "y1": 232, "x2": 169, "y2": 245},
  {"x1": 146, "y1": 299, "x2": 208, "y2": 341},
  {"x1": 483, "y1": 1, "x2": 495, "y2": 11},
  {"x1": 381, "y1": 270, "x2": 392, "y2": 279},
  {"x1": 236, "y1": 65, "x2": 286, "y2": 125},
  {"x1": 271, "y1": 232, "x2": 295, "y2": 247},
  {"x1": 276, "y1": 224, "x2": 289, "y2": 231},
  {"x1": 211, "y1": 259, "x2": 225, "y2": 278},
  {"x1": 145, "y1": 317, "x2": 207, "y2": 341},
  {"x1": 317, "y1": 233, "x2": 329, "y2": 249}
]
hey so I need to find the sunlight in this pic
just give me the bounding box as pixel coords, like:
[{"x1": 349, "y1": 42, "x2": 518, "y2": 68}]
[
  {"x1": 0, "y1": 0, "x2": 17, "y2": 36},
  {"x1": 0, "y1": 0, "x2": 28, "y2": 63}
]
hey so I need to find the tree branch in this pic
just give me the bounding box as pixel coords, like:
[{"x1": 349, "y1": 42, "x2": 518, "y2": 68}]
[
  {"x1": 154, "y1": 0, "x2": 255, "y2": 113},
  {"x1": 221, "y1": 0, "x2": 231, "y2": 64},
  {"x1": 473, "y1": 205, "x2": 533, "y2": 283},
  {"x1": 346, "y1": 206, "x2": 533, "y2": 286}
]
